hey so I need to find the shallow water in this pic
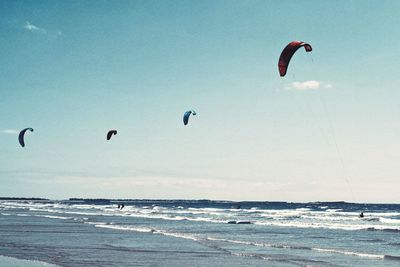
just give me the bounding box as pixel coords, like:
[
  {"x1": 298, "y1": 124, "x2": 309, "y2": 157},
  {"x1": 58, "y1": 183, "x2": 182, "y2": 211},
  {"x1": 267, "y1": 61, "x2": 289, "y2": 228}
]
[
  {"x1": 0, "y1": 255, "x2": 59, "y2": 267},
  {"x1": 0, "y1": 200, "x2": 399, "y2": 266}
]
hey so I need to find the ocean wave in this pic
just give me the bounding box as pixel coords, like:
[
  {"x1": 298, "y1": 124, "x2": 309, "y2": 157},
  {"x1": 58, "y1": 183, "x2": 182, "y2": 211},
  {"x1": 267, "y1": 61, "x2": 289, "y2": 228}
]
[
  {"x1": 380, "y1": 217, "x2": 400, "y2": 224},
  {"x1": 312, "y1": 248, "x2": 384, "y2": 259},
  {"x1": 210, "y1": 236, "x2": 400, "y2": 263},
  {"x1": 73, "y1": 217, "x2": 88, "y2": 221},
  {"x1": 254, "y1": 218, "x2": 400, "y2": 232},
  {"x1": 363, "y1": 217, "x2": 380, "y2": 222},
  {"x1": 16, "y1": 209, "x2": 400, "y2": 233},
  {"x1": 85, "y1": 221, "x2": 107, "y2": 225},
  {"x1": 366, "y1": 227, "x2": 400, "y2": 233},
  {"x1": 229, "y1": 252, "x2": 273, "y2": 261},
  {"x1": 226, "y1": 220, "x2": 252, "y2": 224},
  {"x1": 3, "y1": 201, "x2": 399, "y2": 234},
  {"x1": 207, "y1": 237, "x2": 268, "y2": 247},
  {"x1": 206, "y1": 237, "x2": 394, "y2": 261},
  {"x1": 295, "y1": 208, "x2": 311, "y2": 211},
  {"x1": 122, "y1": 212, "x2": 224, "y2": 224},
  {"x1": 93, "y1": 223, "x2": 201, "y2": 241},
  {"x1": 325, "y1": 209, "x2": 343, "y2": 212},
  {"x1": 35, "y1": 215, "x2": 73, "y2": 220},
  {"x1": 95, "y1": 224, "x2": 155, "y2": 233},
  {"x1": 90, "y1": 223, "x2": 396, "y2": 263},
  {"x1": 15, "y1": 213, "x2": 31, "y2": 217}
]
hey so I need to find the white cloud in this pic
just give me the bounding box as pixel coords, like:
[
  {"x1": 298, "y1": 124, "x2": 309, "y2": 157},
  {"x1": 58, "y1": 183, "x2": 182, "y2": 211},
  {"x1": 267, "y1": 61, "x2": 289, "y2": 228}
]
[
  {"x1": 292, "y1": 80, "x2": 320, "y2": 90},
  {"x1": 1, "y1": 129, "x2": 19, "y2": 135},
  {"x1": 286, "y1": 80, "x2": 333, "y2": 91},
  {"x1": 24, "y1": 21, "x2": 46, "y2": 34}
]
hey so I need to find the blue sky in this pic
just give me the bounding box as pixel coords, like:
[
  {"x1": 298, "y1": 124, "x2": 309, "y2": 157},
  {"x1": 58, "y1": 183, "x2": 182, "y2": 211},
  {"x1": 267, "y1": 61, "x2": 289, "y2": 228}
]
[{"x1": 1, "y1": 0, "x2": 399, "y2": 202}]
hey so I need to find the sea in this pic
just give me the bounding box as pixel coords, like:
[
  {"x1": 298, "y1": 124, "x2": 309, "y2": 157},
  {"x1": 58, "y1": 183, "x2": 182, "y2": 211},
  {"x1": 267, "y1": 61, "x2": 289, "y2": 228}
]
[{"x1": 0, "y1": 199, "x2": 399, "y2": 267}]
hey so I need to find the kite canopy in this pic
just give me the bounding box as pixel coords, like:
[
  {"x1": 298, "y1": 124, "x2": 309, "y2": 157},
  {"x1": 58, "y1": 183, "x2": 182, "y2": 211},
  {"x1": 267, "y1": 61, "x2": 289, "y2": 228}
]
[
  {"x1": 183, "y1": 110, "x2": 196, "y2": 125},
  {"x1": 278, "y1": 41, "x2": 312, "y2": 77},
  {"x1": 107, "y1": 130, "x2": 117, "y2": 140},
  {"x1": 18, "y1": 128, "x2": 34, "y2": 147}
]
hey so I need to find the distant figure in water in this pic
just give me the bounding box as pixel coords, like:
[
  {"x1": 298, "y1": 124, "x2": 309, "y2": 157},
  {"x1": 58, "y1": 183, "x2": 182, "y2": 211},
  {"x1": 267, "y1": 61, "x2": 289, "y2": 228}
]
[
  {"x1": 359, "y1": 212, "x2": 364, "y2": 218},
  {"x1": 120, "y1": 204, "x2": 125, "y2": 210},
  {"x1": 237, "y1": 205, "x2": 241, "y2": 209},
  {"x1": 117, "y1": 204, "x2": 121, "y2": 209}
]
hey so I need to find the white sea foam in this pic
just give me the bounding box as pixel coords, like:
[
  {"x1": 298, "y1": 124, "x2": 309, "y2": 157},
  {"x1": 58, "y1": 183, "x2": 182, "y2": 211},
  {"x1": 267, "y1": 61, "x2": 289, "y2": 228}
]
[
  {"x1": 15, "y1": 213, "x2": 31, "y2": 217},
  {"x1": 85, "y1": 221, "x2": 107, "y2": 225},
  {"x1": 95, "y1": 224, "x2": 155, "y2": 233},
  {"x1": 326, "y1": 209, "x2": 343, "y2": 212},
  {"x1": 93, "y1": 223, "x2": 201, "y2": 241},
  {"x1": 254, "y1": 219, "x2": 400, "y2": 231},
  {"x1": 295, "y1": 208, "x2": 311, "y2": 211},
  {"x1": 207, "y1": 237, "x2": 268, "y2": 247},
  {"x1": 73, "y1": 217, "x2": 88, "y2": 221},
  {"x1": 312, "y1": 248, "x2": 384, "y2": 259},
  {"x1": 35, "y1": 215, "x2": 73, "y2": 220},
  {"x1": 207, "y1": 237, "x2": 388, "y2": 260},
  {"x1": 380, "y1": 218, "x2": 400, "y2": 224},
  {"x1": 159, "y1": 231, "x2": 201, "y2": 241},
  {"x1": 2, "y1": 201, "x2": 399, "y2": 233}
]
